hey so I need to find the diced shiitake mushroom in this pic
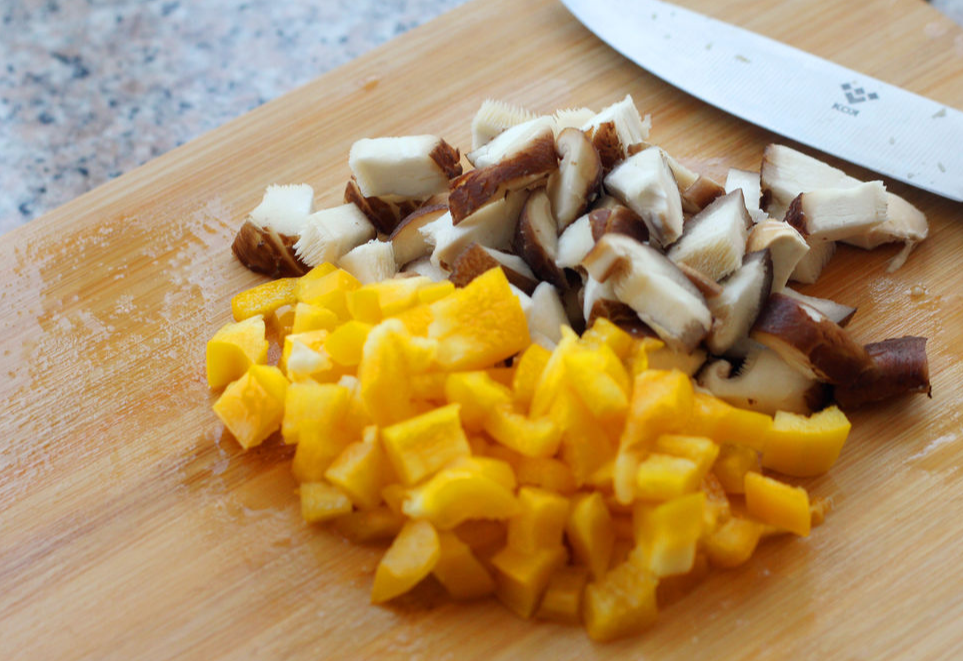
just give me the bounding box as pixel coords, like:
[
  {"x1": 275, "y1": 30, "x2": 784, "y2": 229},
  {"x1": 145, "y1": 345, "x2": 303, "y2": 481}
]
[
  {"x1": 466, "y1": 116, "x2": 556, "y2": 169},
  {"x1": 338, "y1": 239, "x2": 397, "y2": 285},
  {"x1": 725, "y1": 168, "x2": 767, "y2": 223},
  {"x1": 514, "y1": 189, "x2": 569, "y2": 289},
  {"x1": 470, "y1": 98, "x2": 538, "y2": 151},
  {"x1": 705, "y1": 250, "x2": 774, "y2": 357},
  {"x1": 294, "y1": 203, "x2": 377, "y2": 267},
  {"x1": 784, "y1": 181, "x2": 887, "y2": 243},
  {"x1": 780, "y1": 288, "x2": 856, "y2": 327},
  {"x1": 746, "y1": 220, "x2": 809, "y2": 292},
  {"x1": 546, "y1": 127, "x2": 603, "y2": 231},
  {"x1": 389, "y1": 204, "x2": 449, "y2": 267},
  {"x1": 604, "y1": 147, "x2": 685, "y2": 248},
  {"x1": 232, "y1": 184, "x2": 315, "y2": 277},
  {"x1": 526, "y1": 281, "x2": 570, "y2": 348},
  {"x1": 343, "y1": 180, "x2": 427, "y2": 235},
  {"x1": 789, "y1": 239, "x2": 836, "y2": 285},
  {"x1": 556, "y1": 214, "x2": 595, "y2": 272},
  {"x1": 667, "y1": 190, "x2": 751, "y2": 282},
  {"x1": 349, "y1": 135, "x2": 462, "y2": 200},
  {"x1": 580, "y1": 94, "x2": 651, "y2": 171},
  {"x1": 833, "y1": 336, "x2": 931, "y2": 408},
  {"x1": 431, "y1": 190, "x2": 529, "y2": 269},
  {"x1": 448, "y1": 243, "x2": 539, "y2": 295}
]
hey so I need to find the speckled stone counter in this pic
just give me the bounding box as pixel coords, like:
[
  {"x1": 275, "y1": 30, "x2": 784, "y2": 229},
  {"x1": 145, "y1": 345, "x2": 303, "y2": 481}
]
[{"x1": 2, "y1": 0, "x2": 961, "y2": 236}]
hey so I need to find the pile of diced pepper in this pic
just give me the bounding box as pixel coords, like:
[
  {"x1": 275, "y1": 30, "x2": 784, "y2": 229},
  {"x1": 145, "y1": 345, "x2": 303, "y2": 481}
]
[{"x1": 207, "y1": 265, "x2": 850, "y2": 642}]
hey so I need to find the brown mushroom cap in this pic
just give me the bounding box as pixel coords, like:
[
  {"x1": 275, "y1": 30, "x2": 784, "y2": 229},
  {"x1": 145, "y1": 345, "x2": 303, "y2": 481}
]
[
  {"x1": 833, "y1": 336, "x2": 931, "y2": 408},
  {"x1": 232, "y1": 218, "x2": 309, "y2": 277}
]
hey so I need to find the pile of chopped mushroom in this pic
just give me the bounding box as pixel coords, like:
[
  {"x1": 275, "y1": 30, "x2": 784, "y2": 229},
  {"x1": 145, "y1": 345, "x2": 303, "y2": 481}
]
[{"x1": 231, "y1": 96, "x2": 931, "y2": 414}]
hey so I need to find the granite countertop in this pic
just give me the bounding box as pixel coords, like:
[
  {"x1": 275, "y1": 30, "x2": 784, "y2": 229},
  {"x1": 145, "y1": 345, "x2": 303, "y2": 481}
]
[{"x1": 2, "y1": 0, "x2": 962, "y2": 236}]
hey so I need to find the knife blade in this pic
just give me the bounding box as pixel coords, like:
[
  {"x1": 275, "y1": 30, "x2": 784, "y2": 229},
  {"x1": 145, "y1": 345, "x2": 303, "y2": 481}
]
[{"x1": 559, "y1": 0, "x2": 963, "y2": 202}]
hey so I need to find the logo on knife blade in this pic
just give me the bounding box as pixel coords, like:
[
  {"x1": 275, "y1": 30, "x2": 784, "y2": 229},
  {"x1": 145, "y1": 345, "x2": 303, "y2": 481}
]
[{"x1": 832, "y1": 83, "x2": 879, "y2": 117}]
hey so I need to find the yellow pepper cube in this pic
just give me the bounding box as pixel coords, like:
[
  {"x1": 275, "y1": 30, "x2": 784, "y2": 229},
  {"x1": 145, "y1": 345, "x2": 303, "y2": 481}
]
[
  {"x1": 634, "y1": 492, "x2": 705, "y2": 577},
  {"x1": 402, "y1": 466, "x2": 519, "y2": 530},
  {"x1": 445, "y1": 371, "x2": 513, "y2": 432},
  {"x1": 563, "y1": 349, "x2": 630, "y2": 424},
  {"x1": 280, "y1": 329, "x2": 326, "y2": 371},
  {"x1": 300, "y1": 482, "x2": 353, "y2": 524},
  {"x1": 416, "y1": 280, "x2": 455, "y2": 305},
  {"x1": 296, "y1": 268, "x2": 360, "y2": 319},
  {"x1": 484, "y1": 404, "x2": 561, "y2": 459},
  {"x1": 381, "y1": 403, "x2": 470, "y2": 486},
  {"x1": 566, "y1": 492, "x2": 615, "y2": 580},
  {"x1": 268, "y1": 303, "x2": 296, "y2": 342},
  {"x1": 491, "y1": 545, "x2": 568, "y2": 619},
  {"x1": 744, "y1": 471, "x2": 811, "y2": 537},
  {"x1": 507, "y1": 487, "x2": 571, "y2": 554},
  {"x1": 453, "y1": 520, "x2": 507, "y2": 558},
  {"x1": 206, "y1": 315, "x2": 269, "y2": 389},
  {"x1": 333, "y1": 506, "x2": 405, "y2": 543},
  {"x1": 689, "y1": 392, "x2": 772, "y2": 451},
  {"x1": 635, "y1": 454, "x2": 700, "y2": 501},
  {"x1": 432, "y1": 531, "x2": 495, "y2": 600},
  {"x1": 368, "y1": 276, "x2": 433, "y2": 318},
  {"x1": 324, "y1": 319, "x2": 372, "y2": 367},
  {"x1": 409, "y1": 372, "x2": 447, "y2": 402},
  {"x1": 291, "y1": 302, "x2": 340, "y2": 335},
  {"x1": 713, "y1": 443, "x2": 760, "y2": 494},
  {"x1": 358, "y1": 320, "x2": 420, "y2": 426},
  {"x1": 393, "y1": 302, "x2": 433, "y2": 337},
  {"x1": 515, "y1": 456, "x2": 577, "y2": 496},
  {"x1": 212, "y1": 364, "x2": 287, "y2": 449},
  {"x1": 284, "y1": 334, "x2": 337, "y2": 383},
  {"x1": 556, "y1": 391, "x2": 617, "y2": 486},
  {"x1": 282, "y1": 381, "x2": 349, "y2": 445},
  {"x1": 511, "y1": 343, "x2": 552, "y2": 414},
  {"x1": 338, "y1": 374, "x2": 374, "y2": 439},
  {"x1": 292, "y1": 422, "x2": 355, "y2": 483},
  {"x1": 325, "y1": 431, "x2": 391, "y2": 510},
  {"x1": 705, "y1": 517, "x2": 764, "y2": 569},
  {"x1": 582, "y1": 555, "x2": 658, "y2": 642},
  {"x1": 654, "y1": 434, "x2": 720, "y2": 479},
  {"x1": 297, "y1": 262, "x2": 338, "y2": 286},
  {"x1": 371, "y1": 519, "x2": 441, "y2": 604},
  {"x1": 580, "y1": 317, "x2": 635, "y2": 360},
  {"x1": 530, "y1": 328, "x2": 579, "y2": 417},
  {"x1": 445, "y1": 455, "x2": 517, "y2": 491},
  {"x1": 231, "y1": 277, "x2": 298, "y2": 321},
  {"x1": 624, "y1": 337, "x2": 665, "y2": 377},
  {"x1": 762, "y1": 405, "x2": 851, "y2": 477},
  {"x1": 428, "y1": 267, "x2": 530, "y2": 371},
  {"x1": 536, "y1": 565, "x2": 589, "y2": 625},
  {"x1": 486, "y1": 366, "x2": 515, "y2": 388},
  {"x1": 345, "y1": 287, "x2": 382, "y2": 324}
]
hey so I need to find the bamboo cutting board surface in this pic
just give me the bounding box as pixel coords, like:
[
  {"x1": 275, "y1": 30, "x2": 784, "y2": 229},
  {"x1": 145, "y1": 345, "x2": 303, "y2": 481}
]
[{"x1": 2, "y1": 0, "x2": 962, "y2": 658}]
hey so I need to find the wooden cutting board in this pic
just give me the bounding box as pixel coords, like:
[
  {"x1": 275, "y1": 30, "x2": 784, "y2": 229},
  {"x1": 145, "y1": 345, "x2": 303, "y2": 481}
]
[{"x1": 2, "y1": 0, "x2": 962, "y2": 658}]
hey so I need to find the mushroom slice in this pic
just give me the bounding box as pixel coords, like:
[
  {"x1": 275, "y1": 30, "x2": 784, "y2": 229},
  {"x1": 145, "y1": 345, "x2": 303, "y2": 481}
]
[
  {"x1": 431, "y1": 190, "x2": 528, "y2": 269},
  {"x1": 582, "y1": 234, "x2": 711, "y2": 352},
  {"x1": 681, "y1": 175, "x2": 727, "y2": 214},
  {"x1": 338, "y1": 239, "x2": 397, "y2": 285},
  {"x1": 547, "y1": 128, "x2": 603, "y2": 231},
  {"x1": 556, "y1": 214, "x2": 595, "y2": 271},
  {"x1": 705, "y1": 250, "x2": 773, "y2": 356},
  {"x1": 449, "y1": 131, "x2": 557, "y2": 224},
  {"x1": 750, "y1": 292, "x2": 874, "y2": 385},
  {"x1": 784, "y1": 181, "x2": 887, "y2": 242},
  {"x1": 604, "y1": 147, "x2": 685, "y2": 248},
  {"x1": 746, "y1": 219, "x2": 809, "y2": 292},
  {"x1": 581, "y1": 94, "x2": 651, "y2": 170},
  {"x1": 389, "y1": 204, "x2": 449, "y2": 267},
  {"x1": 834, "y1": 336, "x2": 931, "y2": 408},
  {"x1": 448, "y1": 243, "x2": 539, "y2": 295},
  {"x1": 760, "y1": 144, "x2": 858, "y2": 213},
  {"x1": 676, "y1": 263, "x2": 723, "y2": 300},
  {"x1": 348, "y1": 135, "x2": 462, "y2": 199},
  {"x1": 697, "y1": 345, "x2": 828, "y2": 415},
  {"x1": 232, "y1": 183, "x2": 314, "y2": 277},
  {"x1": 589, "y1": 206, "x2": 649, "y2": 245},
  {"x1": 527, "y1": 282, "x2": 570, "y2": 347},
  {"x1": 343, "y1": 180, "x2": 425, "y2": 235},
  {"x1": 725, "y1": 168, "x2": 767, "y2": 223},
  {"x1": 466, "y1": 116, "x2": 556, "y2": 169},
  {"x1": 470, "y1": 98, "x2": 538, "y2": 151},
  {"x1": 294, "y1": 203, "x2": 378, "y2": 268},
  {"x1": 843, "y1": 193, "x2": 928, "y2": 251},
  {"x1": 514, "y1": 188, "x2": 568, "y2": 289},
  {"x1": 789, "y1": 238, "x2": 836, "y2": 285},
  {"x1": 553, "y1": 106, "x2": 597, "y2": 133},
  {"x1": 401, "y1": 256, "x2": 450, "y2": 282},
  {"x1": 667, "y1": 190, "x2": 751, "y2": 282},
  {"x1": 780, "y1": 288, "x2": 856, "y2": 327}
]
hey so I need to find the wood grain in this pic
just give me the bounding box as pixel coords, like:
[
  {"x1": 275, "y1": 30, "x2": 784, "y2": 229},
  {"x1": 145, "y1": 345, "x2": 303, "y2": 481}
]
[{"x1": 2, "y1": 0, "x2": 962, "y2": 658}]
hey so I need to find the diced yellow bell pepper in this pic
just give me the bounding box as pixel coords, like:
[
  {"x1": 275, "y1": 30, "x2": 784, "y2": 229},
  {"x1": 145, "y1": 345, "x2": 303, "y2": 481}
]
[
  {"x1": 515, "y1": 456, "x2": 577, "y2": 495},
  {"x1": 580, "y1": 317, "x2": 635, "y2": 361},
  {"x1": 381, "y1": 483, "x2": 407, "y2": 516},
  {"x1": 402, "y1": 465, "x2": 519, "y2": 530},
  {"x1": 297, "y1": 268, "x2": 360, "y2": 321},
  {"x1": 212, "y1": 364, "x2": 287, "y2": 449},
  {"x1": 381, "y1": 403, "x2": 470, "y2": 486},
  {"x1": 410, "y1": 372, "x2": 448, "y2": 402},
  {"x1": 507, "y1": 487, "x2": 570, "y2": 554},
  {"x1": 700, "y1": 473, "x2": 732, "y2": 538},
  {"x1": 333, "y1": 506, "x2": 405, "y2": 543},
  {"x1": 491, "y1": 545, "x2": 568, "y2": 618},
  {"x1": 713, "y1": 443, "x2": 760, "y2": 494},
  {"x1": 325, "y1": 429, "x2": 391, "y2": 509},
  {"x1": 432, "y1": 531, "x2": 495, "y2": 600},
  {"x1": 428, "y1": 267, "x2": 530, "y2": 371},
  {"x1": 536, "y1": 565, "x2": 589, "y2": 625},
  {"x1": 297, "y1": 262, "x2": 338, "y2": 287},
  {"x1": 635, "y1": 454, "x2": 701, "y2": 501},
  {"x1": 689, "y1": 392, "x2": 772, "y2": 452},
  {"x1": 445, "y1": 371, "x2": 513, "y2": 432},
  {"x1": 704, "y1": 517, "x2": 764, "y2": 568},
  {"x1": 654, "y1": 434, "x2": 719, "y2": 477},
  {"x1": 353, "y1": 276, "x2": 433, "y2": 321},
  {"x1": 530, "y1": 327, "x2": 579, "y2": 417},
  {"x1": 623, "y1": 337, "x2": 665, "y2": 377},
  {"x1": 324, "y1": 319, "x2": 372, "y2": 367},
  {"x1": 279, "y1": 329, "x2": 326, "y2": 373},
  {"x1": 566, "y1": 492, "x2": 615, "y2": 580},
  {"x1": 231, "y1": 277, "x2": 298, "y2": 321},
  {"x1": 267, "y1": 303, "x2": 296, "y2": 342},
  {"x1": 486, "y1": 366, "x2": 515, "y2": 388},
  {"x1": 445, "y1": 455, "x2": 517, "y2": 491},
  {"x1": 761, "y1": 405, "x2": 851, "y2": 477},
  {"x1": 292, "y1": 422, "x2": 355, "y2": 483},
  {"x1": 300, "y1": 482, "x2": 353, "y2": 523},
  {"x1": 484, "y1": 404, "x2": 562, "y2": 459},
  {"x1": 284, "y1": 335, "x2": 335, "y2": 382},
  {"x1": 358, "y1": 320, "x2": 419, "y2": 426},
  {"x1": 338, "y1": 374, "x2": 374, "y2": 439},
  {"x1": 392, "y1": 302, "x2": 433, "y2": 337},
  {"x1": 556, "y1": 391, "x2": 617, "y2": 486},
  {"x1": 371, "y1": 519, "x2": 441, "y2": 604},
  {"x1": 452, "y1": 520, "x2": 507, "y2": 558},
  {"x1": 511, "y1": 343, "x2": 552, "y2": 414},
  {"x1": 634, "y1": 492, "x2": 705, "y2": 577},
  {"x1": 345, "y1": 287, "x2": 382, "y2": 324},
  {"x1": 416, "y1": 280, "x2": 455, "y2": 305},
  {"x1": 744, "y1": 471, "x2": 811, "y2": 537},
  {"x1": 282, "y1": 381, "x2": 349, "y2": 445},
  {"x1": 582, "y1": 553, "x2": 658, "y2": 642},
  {"x1": 656, "y1": 552, "x2": 709, "y2": 608},
  {"x1": 206, "y1": 315, "x2": 269, "y2": 389},
  {"x1": 291, "y1": 302, "x2": 340, "y2": 335},
  {"x1": 563, "y1": 349, "x2": 629, "y2": 424}
]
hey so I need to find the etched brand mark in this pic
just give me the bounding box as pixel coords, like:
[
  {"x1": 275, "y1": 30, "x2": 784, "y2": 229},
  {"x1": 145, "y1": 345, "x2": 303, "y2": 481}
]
[{"x1": 832, "y1": 83, "x2": 879, "y2": 117}]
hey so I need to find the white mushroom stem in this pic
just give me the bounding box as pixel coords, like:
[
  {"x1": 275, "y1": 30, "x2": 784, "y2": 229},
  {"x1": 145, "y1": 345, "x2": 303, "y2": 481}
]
[
  {"x1": 784, "y1": 181, "x2": 887, "y2": 242},
  {"x1": 349, "y1": 135, "x2": 462, "y2": 199},
  {"x1": 294, "y1": 203, "x2": 377, "y2": 267},
  {"x1": 603, "y1": 146, "x2": 685, "y2": 248},
  {"x1": 470, "y1": 99, "x2": 538, "y2": 151},
  {"x1": 338, "y1": 239, "x2": 397, "y2": 284}
]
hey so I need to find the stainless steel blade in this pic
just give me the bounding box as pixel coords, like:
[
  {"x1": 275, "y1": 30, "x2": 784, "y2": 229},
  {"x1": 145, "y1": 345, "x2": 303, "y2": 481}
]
[{"x1": 560, "y1": 0, "x2": 963, "y2": 202}]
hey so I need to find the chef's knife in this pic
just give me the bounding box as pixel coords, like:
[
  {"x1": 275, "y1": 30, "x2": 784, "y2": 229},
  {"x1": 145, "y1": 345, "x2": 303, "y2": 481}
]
[{"x1": 559, "y1": 0, "x2": 963, "y2": 202}]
